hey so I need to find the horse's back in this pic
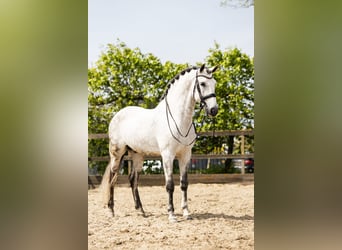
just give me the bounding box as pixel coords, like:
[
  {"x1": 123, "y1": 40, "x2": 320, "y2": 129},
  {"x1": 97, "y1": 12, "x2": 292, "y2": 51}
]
[
  {"x1": 110, "y1": 106, "x2": 159, "y2": 127},
  {"x1": 108, "y1": 106, "x2": 162, "y2": 154}
]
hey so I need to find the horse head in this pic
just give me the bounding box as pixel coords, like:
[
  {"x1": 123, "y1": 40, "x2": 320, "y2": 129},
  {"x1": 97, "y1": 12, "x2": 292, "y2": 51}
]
[{"x1": 194, "y1": 64, "x2": 219, "y2": 116}]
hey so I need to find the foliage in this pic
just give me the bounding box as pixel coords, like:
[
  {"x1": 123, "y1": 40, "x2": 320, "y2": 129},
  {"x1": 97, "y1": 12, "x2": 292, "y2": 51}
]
[
  {"x1": 88, "y1": 41, "x2": 187, "y2": 172},
  {"x1": 207, "y1": 43, "x2": 254, "y2": 130},
  {"x1": 88, "y1": 41, "x2": 188, "y2": 133},
  {"x1": 88, "y1": 41, "x2": 254, "y2": 174},
  {"x1": 193, "y1": 43, "x2": 254, "y2": 157}
]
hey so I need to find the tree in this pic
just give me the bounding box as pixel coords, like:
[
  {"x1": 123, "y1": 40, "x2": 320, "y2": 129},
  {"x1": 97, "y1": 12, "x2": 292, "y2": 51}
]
[
  {"x1": 88, "y1": 41, "x2": 187, "y2": 172},
  {"x1": 88, "y1": 41, "x2": 254, "y2": 173},
  {"x1": 206, "y1": 43, "x2": 254, "y2": 130},
  {"x1": 193, "y1": 44, "x2": 254, "y2": 171}
]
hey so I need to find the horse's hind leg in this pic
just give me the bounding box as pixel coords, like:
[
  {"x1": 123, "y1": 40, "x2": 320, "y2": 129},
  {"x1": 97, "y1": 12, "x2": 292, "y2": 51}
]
[
  {"x1": 128, "y1": 152, "x2": 145, "y2": 216},
  {"x1": 101, "y1": 143, "x2": 125, "y2": 216}
]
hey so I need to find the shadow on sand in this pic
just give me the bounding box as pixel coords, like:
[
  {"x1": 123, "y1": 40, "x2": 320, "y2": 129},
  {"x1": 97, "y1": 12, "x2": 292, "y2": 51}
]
[{"x1": 191, "y1": 212, "x2": 254, "y2": 221}]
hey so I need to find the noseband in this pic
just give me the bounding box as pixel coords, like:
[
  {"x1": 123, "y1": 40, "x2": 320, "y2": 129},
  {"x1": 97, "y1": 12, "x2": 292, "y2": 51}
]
[{"x1": 193, "y1": 71, "x2": 216, "y2": 108}]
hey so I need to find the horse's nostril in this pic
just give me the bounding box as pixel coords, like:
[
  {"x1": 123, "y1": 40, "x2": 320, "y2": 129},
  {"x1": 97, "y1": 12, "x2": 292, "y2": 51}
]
[{"x1": 210, "y1": 107, "x2": 218, "y2": 116}]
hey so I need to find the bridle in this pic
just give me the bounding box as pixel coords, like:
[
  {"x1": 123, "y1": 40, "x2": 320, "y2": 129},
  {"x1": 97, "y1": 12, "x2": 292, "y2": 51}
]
[
  {"x1": 165, "y1": 70, "x2": 216, "y2": 146},
  {"x1": 193, "y1": 70, "x2": 217, "y2": 109}
]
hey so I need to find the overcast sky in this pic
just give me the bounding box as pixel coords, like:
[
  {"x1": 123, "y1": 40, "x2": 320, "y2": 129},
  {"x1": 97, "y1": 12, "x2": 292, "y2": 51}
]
[{"x1": 88, "y1": 0, "x2": 254, "y2": 67}]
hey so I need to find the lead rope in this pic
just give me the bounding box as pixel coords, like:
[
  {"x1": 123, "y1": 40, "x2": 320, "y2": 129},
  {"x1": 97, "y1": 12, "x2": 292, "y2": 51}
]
[
  {"x1": 212, "y1": 116, "x2": 216, "y2": 145},
  {"x1": 212, "y1": 117, "x2": 216, "y2": 137}
]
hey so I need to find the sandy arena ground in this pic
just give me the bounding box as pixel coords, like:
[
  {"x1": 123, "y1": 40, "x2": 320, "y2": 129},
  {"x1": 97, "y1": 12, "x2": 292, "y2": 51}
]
[{"x1": 88, "y1": 183, "x2": 254, "y2": 250}]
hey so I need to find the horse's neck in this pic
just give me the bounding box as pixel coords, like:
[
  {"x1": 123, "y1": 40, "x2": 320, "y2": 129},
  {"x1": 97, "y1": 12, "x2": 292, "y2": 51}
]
[{"x1": 165, "y1": 77, "x2": 195, "y2": 127}]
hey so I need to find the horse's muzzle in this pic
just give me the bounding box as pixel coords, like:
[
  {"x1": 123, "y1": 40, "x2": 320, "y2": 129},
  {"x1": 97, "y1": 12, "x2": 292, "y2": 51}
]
[{"x1": 208, "y1": 106, "x2": 218, "y2": 116}]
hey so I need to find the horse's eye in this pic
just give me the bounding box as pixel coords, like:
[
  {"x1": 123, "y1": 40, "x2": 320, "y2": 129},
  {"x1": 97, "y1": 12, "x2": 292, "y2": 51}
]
[{"x1": 200, "y1": 82, "x2": 206, "y2": 87}]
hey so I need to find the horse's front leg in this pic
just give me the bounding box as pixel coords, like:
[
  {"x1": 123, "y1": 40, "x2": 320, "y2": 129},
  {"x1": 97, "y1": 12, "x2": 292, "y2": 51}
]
[
  {"x1": 162, "y1": 154, "x2": 176, "y2": 222},
  {"x1": 179, "y1": 153, "x2": 192, "y2": 220}
]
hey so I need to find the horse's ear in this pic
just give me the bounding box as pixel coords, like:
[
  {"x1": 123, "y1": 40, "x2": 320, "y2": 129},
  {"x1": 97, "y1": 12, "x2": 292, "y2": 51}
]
[
  {"x1": 210, "y1": 65, "x2": 219, "y2": 73},
  {"x1": 199, "y1": 64, "x2": 206, "y2": 73}
]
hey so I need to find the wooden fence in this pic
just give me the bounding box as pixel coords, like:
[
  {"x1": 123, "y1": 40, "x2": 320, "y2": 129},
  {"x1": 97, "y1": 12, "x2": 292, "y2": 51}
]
[
  {"x1": 88, "y1": 174, "x2": 254, "y2": 188},
  {"x1": 88, "y1": 130, "x2": 254, "y2": 172},
  {"x1": 88, "y1": 130, "x2": 254, "y2": 187}
]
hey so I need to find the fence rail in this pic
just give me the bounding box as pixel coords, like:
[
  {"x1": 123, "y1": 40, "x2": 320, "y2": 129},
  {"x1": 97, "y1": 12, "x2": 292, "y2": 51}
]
[
  {"x1": 88, "y1": 130, "x2": 254, "y2": 140},
  {"x1": 88, "y1": 153, "x2": 253, "y2": 162},
  {"x1": 88, "y1": 174, "x2": 254, "y2": 188},
  {"x1": 88, "y1": 130, "x2": 254, "y2": 169}
]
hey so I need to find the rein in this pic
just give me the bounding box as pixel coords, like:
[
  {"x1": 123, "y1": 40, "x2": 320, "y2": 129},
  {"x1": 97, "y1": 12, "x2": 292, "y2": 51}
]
[{"x1": 165, "y1": 70, "x2": 216, "y2": 146}]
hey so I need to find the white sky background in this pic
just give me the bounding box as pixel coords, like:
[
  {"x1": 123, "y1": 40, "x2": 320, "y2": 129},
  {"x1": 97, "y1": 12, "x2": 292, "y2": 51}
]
[{"x1": 88, "y1": 0, "x2": 254, "y2": 67}]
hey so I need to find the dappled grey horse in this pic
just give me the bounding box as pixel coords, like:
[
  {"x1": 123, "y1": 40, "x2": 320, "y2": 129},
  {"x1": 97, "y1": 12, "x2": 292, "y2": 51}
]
[{"x1": 101, "y1": 64, "x2": 218, "y2": 222}]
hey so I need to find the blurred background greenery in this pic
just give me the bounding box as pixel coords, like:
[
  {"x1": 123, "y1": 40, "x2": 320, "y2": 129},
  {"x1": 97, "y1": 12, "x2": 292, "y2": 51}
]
[
  {"x1": 0, "y1": 1, "x2": 87, "y2": 250},
  {"x1": 255, "y1": 1, "x2": 342, "y2": 249}
]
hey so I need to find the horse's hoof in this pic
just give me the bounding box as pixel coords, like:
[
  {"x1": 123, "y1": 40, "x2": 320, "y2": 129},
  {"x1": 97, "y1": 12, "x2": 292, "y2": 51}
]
[
  {"x1": 184, "y1": 215, "x2": 193, "y2": 220},
  {"x1": 106, "y1": 209, "x2": 115, "y2": 218},
  {"x1": 168, "y1": 216, "x2": 178, "y2": 223}
]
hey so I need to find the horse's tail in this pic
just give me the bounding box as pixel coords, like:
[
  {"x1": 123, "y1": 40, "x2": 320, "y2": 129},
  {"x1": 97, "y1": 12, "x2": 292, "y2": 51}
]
[
  {"x1": 100, "y1": 162, "x2": 112, "y2": 207},
  {"x1": 99, "y1": 138, "x2": 126, "y2": 210}
]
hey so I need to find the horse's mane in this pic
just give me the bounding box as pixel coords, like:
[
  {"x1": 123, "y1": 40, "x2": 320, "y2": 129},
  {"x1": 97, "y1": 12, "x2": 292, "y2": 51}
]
[{"x1": 160, "y1": 66, "x2": 199, "y2": 100}]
